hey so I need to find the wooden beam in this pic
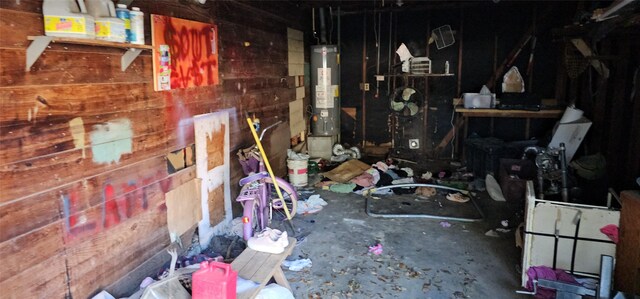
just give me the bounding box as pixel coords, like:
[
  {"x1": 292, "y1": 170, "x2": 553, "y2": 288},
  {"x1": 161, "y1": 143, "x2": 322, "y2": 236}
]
[
  {"x1": 571, "y1": 38, "x2": 610, "y2": 78},
  {"x1": 606, "y1": 39, "x2": 629, "y2": 189},
  {"x1": 590, "y1": 40, "x2": 611, "y2": 150},
  {"x1": 485, "y1": 5, "x2": 554, "y2": 90},
  {"x1": 555, "y1": 43, "x2": 568, "y2": 103}
]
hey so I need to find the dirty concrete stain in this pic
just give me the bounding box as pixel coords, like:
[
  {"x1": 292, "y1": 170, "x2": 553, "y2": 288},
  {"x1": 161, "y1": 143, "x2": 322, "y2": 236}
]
[
  {"x1": 69, "y1": 117, "x2": 86, "y2": 158},
  {"x1": 90, "y1": 118, "x2": 133, "y2": 164}
]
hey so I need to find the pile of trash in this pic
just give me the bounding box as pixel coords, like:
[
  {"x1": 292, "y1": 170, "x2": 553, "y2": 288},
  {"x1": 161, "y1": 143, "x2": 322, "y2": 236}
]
[
  {"x1": 315, "y1": 159, "x2": 417, "y2": 194},
  {"x1": 313, "y1": 159, "x2": 474, "y2": 202}
]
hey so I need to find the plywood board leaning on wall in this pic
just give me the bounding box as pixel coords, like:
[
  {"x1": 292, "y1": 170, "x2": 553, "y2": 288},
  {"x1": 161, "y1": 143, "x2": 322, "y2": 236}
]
[
  {"x1": 194, "y1": 111, "x2": 231, "y2": 247},
  {"x1": 166, "y1": 178, "x2": 203, "y2": 242}
]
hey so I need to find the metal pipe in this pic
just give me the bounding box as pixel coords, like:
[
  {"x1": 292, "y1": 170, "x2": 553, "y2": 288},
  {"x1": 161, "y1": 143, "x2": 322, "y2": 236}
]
[
  {"x1": 456, "y1": 6, "x2": 464, "y2": 97},
  {"x1": 375, "y1": 12, "x2": 381, "y2": 98},
  {"x1": 537, "y1": 162, "x2": 545, "y2": 200},
  {"x1": 559, "y1": 142, "x2": 569, "y2": 202},
  {"x1": 337, "y1": 6, "x2": 341, "y2": 143},
  {"x1": 259, "y1": 120, "x2": 283, "y2": 141},
  {"x1": 598, "y1": 255, "x2": 613, "y2": 299},
  {"x1": 319, "y1": 7, "x2": 328, "y2": 44},
  {"x1": 364, "y1": 183, "x2": 484, "y2": 222},
  {"x1": 424, "y1": 14, "x2": 431, "y2": 156},
  {"x1": 493, "y1": 35, "x2": 498, "y2": 75},
  {"x1": 387, "y1": 12, "x2": 392, "y2": 96},
  {"x1": 312, "y1": 8, "x2": 319, "y2": 44},
  {"x1": 361, "y1": 12, "x2": 367, "y2": 148}
]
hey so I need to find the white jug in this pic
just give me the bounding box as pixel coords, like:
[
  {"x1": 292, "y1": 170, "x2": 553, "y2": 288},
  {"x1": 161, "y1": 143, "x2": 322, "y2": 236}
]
[{"x1": 42, "y1": 0, "x2": 95, "y2": 39}]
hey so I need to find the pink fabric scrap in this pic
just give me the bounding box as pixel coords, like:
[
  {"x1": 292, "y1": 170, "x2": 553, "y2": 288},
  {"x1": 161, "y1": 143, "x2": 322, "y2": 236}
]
[
  {"x1": 365, "y1": 168, "x2": 381, "y2": 184},
  {"x1": 351, "y1": 172, "x2": 375, "y2": 187},
  {"x1": 368, "y1": 244, "x2": 383, "y2": 255},
  {"x1": 599, "y1": 224, "x2": 619, "y2": 243},
  {"x1": 374, "y1": 161, "x2": 389, "y2": 172},
  {"x1": 526, "y1": 266, "x2": 579, "y2": 299}
]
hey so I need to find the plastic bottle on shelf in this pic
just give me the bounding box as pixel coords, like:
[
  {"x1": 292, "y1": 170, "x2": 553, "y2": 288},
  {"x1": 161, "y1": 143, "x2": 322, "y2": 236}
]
[
  {"x1": 86, "y1": 0, "x2": 125, "y2": 42},
  {"x1": 115, "y1": 4, "x2": 131, "y2": 42},
  {"x1": 42, "y1": 0, "x2": 95, "y2": 39},
  {"x1": 129, "y1": 7, "x2": 145, "y2": 45}
]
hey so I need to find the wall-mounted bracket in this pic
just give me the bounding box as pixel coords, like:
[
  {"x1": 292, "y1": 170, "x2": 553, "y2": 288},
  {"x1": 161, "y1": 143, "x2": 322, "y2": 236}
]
[
  {"x1": 122, "y1": 48, "x2": 143, "y2": 72},
  {"x1": 25, "y1": 36, "x2": 53, "y2": 71}
]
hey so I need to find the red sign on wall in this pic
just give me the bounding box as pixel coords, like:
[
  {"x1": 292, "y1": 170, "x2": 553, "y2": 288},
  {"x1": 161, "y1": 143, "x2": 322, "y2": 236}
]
[{"x1": 151, "y1": 15, "x2": 219, "y2": 91}]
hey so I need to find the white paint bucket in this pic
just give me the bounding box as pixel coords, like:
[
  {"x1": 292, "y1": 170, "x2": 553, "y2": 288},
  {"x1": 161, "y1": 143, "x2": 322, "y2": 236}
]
[{"x1": 287, "y1": 159, "x2": 308, "y2": 187}]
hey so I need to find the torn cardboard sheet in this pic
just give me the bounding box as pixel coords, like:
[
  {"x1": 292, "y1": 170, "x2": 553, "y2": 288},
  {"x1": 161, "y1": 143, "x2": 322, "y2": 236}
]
[
  {"x1": 166, "y1": 179, "x2": 203, "y2": 242},
  {"x1": 322, "y1": 159, "x2": 370, "y2": 183},
  {"x1": 289, "y1": 98, "x2": 305, "y2": 137}
]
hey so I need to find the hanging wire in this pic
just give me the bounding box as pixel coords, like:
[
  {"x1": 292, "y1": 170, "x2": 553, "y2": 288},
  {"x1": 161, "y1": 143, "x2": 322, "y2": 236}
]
[
  {"x1": 373, "y1": 0, "x2": 379, "y2": 48},
  {"x1": 312, "y1": 8, "x2": 320, "y2": 44}
]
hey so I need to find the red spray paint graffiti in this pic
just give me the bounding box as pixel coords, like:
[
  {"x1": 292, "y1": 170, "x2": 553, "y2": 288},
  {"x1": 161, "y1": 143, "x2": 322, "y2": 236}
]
[{"x1": 62, "y1": 171, "x2": 172, "y2": 241}]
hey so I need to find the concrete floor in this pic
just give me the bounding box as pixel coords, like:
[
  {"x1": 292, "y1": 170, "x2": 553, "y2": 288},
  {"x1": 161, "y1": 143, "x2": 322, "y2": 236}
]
[{"x1": 273, "y1": 188, "x2": 529, "y2": 299}]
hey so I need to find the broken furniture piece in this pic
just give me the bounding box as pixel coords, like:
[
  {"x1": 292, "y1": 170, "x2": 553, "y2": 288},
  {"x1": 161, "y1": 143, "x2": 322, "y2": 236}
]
[
  {"x1": 140, "y1": 267, "x2": 197, "y2": 299},
  {"x1": 521, "y1": 181, "x2": 620, "y2": 287},
  {"x1": 231, "y1": 237, "x2": 296, "y2": 299}
]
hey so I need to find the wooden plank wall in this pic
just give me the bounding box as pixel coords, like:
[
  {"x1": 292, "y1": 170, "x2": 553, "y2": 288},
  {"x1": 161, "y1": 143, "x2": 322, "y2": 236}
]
[
  {"x1": 0, "y1": 0, "x2": 306, "y2": 298},
  {"x1": 561, "y1": 34, "x2": 640, "y2": 191}
]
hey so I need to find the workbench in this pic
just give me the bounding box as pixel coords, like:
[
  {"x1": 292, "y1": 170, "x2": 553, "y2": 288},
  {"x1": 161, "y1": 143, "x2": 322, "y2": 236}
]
[{"x1": 454, "y1": 106, "x2": 564, "y2": 159}]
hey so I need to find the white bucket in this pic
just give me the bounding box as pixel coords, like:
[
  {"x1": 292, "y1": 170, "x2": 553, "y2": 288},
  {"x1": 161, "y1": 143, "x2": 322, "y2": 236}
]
[{"x1": 287, "y1": 159, "x2": 308, "y2": 187}]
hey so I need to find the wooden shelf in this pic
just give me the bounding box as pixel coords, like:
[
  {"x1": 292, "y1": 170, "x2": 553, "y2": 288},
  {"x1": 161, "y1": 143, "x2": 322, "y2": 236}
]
[
  {"x1": 25, "y1": 35, "x2": 153, "y2": 72},
  {"x1": 27, "y1": 36, "x2": 153, "y2": 49},
  {"x1": 384, "y1": 73, "x2": 455, "y2": 77},
  {"x1": 454, "y1": 106, "x2": 564, "y2": 118}
]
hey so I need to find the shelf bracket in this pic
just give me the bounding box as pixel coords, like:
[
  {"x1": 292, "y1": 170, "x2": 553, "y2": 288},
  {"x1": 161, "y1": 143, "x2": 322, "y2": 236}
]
[
  {"x1": 25, "y1": 36, "x2": 53, "y2": 71},
  {"x1": 121, "y1": 48, "x2": 143, "y2": 72}
]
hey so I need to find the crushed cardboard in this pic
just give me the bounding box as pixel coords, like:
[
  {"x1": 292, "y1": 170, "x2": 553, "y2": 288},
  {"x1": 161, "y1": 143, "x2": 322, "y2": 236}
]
[{"x1": 322, "y1": 159, "x2": 371, "y2": 183}]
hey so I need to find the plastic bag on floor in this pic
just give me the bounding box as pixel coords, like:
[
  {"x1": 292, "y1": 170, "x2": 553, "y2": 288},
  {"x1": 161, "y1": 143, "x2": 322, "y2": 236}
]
[
  {"x1": 282, "y1": 258, "x2": 312, "y2": 271},
  {"x1": 297, "y1": 194, "x2": 327, "y2": 215},
  {"x1": 237, "y1": 277, "x2": 259, "y2": 294},
  {"x1": 255, "y1": 283, "x2": 294, "y2": 299}
]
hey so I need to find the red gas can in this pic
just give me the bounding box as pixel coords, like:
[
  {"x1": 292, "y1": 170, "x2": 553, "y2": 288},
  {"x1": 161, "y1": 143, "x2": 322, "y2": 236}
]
[{"x1": 192, "y1": 261, "x2": 237, "y2": 299}]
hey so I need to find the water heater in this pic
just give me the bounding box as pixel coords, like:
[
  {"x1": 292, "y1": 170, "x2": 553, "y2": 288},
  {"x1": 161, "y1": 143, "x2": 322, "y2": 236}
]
[{"x1": 310, "y1": 45, "x2": 339, "y2": 136}]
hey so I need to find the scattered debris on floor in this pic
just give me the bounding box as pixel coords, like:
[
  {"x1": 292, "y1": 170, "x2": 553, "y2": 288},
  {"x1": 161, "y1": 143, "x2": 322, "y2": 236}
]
[
  {"x1": 368, "y1": 243, "x2": 384, "y2": 255},
  {"x1": 297, "y1": 194, "x2": 328, "y2": 215},
  {"x1": 282, "y1": 258, "x2": 313, "y2": 271},
  {"x1": 439, "y1": 221, "x2": 452, "y2": 228},
  {"x1": 446, "y1": 192, "x2": 470, "y2": 203}
]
